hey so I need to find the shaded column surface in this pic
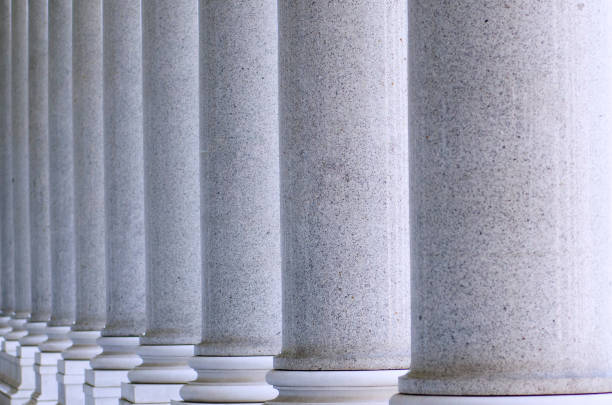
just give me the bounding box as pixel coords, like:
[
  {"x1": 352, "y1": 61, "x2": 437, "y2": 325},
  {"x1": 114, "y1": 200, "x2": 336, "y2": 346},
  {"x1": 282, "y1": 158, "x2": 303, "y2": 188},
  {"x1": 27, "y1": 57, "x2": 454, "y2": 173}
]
[
  {"x1": 177, "y1": 1, "x2": 281, "y2": 403},
  {"x1": 85, "y1": 1, "x2": 145, "y2": 403},
  {"x1": 268, "y1": 1, "x2": 410, "y2": 404},
  {"x1": 59, "y1": 0, "x2": 105, "y2": 403},
  {"x1": 35, "y1": 1, "x2": 76, "y2": 403},
  {"x1": 0, "y1": 0, "x2": 14, "y2": 338},
  {"x1": 22, "y1": 0, "x2": 51, "y2": 348},
  {"x1": 393, "y1": 2, "x2": 612, "y2": 405},
  {"x1": 122, "y1": 1, "x2": 201, "y2": 404},
  {"x1": 6, "y1": 0, "x2": 30, "y2": 345}
]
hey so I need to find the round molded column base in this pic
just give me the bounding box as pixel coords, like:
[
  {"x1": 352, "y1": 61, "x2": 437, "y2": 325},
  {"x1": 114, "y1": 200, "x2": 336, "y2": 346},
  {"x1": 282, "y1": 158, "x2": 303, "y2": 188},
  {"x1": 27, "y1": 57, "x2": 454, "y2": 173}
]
[
  {"x1": 19, "y1": 321, "x2": 48, "y2": 346},
  {"x1": 266, "y1": 369, "x2": 407, "y2": 405},
  {"x1": 127, "y1": 344, "x2": 196, "y2": 384},
  {"x1": 177, "y1": 355, "x2": 276, "y2": 403},
  {"x1": 0, "y1": 315, "x2": 13, "y2": 336},
  {"x1": 390, "y1": 393, "x2": 612, "y2": 405},
  {"x1": 62, "y1": 330, "x2": 103, "y2": 360},
  {"x1": 91, "y1": 336, "x2": 141, "y2": 369},
  {"x1": 5, "y1": 318, "x2": 28, "y2": 341},
  {"x1": 39, "y1": 325, "x2": 72, "y2": 352}
]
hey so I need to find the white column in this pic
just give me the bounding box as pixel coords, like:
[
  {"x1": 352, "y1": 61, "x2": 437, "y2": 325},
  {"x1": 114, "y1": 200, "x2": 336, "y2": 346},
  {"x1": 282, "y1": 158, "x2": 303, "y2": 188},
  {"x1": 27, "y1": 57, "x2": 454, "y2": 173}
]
[
  {"x1": 5, "y1": 0, "x2": 30, "y2": 350},
  {"x1": 35, "y1": 1, "x2": 75, "y2": 403},
  {"x1": 0, "y1": 0, "x2": 30, "y2": 399},
  {"x1": 84, "y1": 1, "x2": 145, "y2": 404},
  {"x1": 393, "y1": 2, "x2": 612, "y2": 405},
  {"x1": 58, "y1": 1, "x2": 105, "y2": 404},
  {"x1": 121, "y1": 1, "x2": 201, "y2": 404},
  {"x1": 0, "y1": 0, "x2": 13, "y2": 340},
  {"x1": 22, "y1": 0, "x2": 51, "y2": 348},
  {"x1": 4, "y1": 0, "x2": 51, "y2": 401},
  {"x1": 267, "y1": 2, "x2": 410, "y2": 404},
  {"x1": 176, "y1": 1, "x2": 280, "y2": 404}
]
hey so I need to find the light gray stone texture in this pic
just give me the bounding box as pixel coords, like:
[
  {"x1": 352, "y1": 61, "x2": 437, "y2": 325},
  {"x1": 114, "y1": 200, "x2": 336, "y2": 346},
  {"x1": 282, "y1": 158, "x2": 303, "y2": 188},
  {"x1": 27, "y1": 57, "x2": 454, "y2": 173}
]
[
  {"x1": 72, "y1": 0, "x2": 105, "y2": 332},
  {"x1": 102, "y1": 0, "x2": 146, "y2": 338},
  {"x1": 276, "y1": 0, "x2": 410, "y2": 370},
  {"x1": 0, "y1": 0, "x2": 14, "y2": 319},
  {"x1": 141, "y1": 0, "x2": 201, "y2": 345},
  {"x1": 198, "y1": 0, "x2": 281, "y2": 357},
  {"x1": 28, "y1": 0, "x2": 51, "y2": 324},
  {"x1": 401, "y1": 0, "x2": 612, "y2": 396},
  {"x1": 11, "y1": 0, "x2": 31, "y2": 322},
  {"x1": 48, "y1": 0, "x2": 75, "y2": 329}
]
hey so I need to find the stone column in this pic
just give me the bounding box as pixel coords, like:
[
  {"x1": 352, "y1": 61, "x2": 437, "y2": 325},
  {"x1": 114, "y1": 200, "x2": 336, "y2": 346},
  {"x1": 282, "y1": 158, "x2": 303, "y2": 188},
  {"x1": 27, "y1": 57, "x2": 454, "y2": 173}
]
[
  {"x1": 121, "y1": 2, "x2": 201, "y2": 404},
  {"x1": 3, "y1": 0, "x2": 51, "y2": 401},
  {"x1": 393, "y1": 2, "x2": 612, "y2": 405},
  {"x1": 5, "y1": 0, "x2": 30, "y2": 351},
  {"x1": 0, "y1": 0, "x2": 29, "y2": 397},
  {"x1": 0, "y1": 0, "x2": 13, "y2": 340},
  {"x1": 58, "y1": 1, "x2": 105, "y2": 403},
  {"x1": 85, "y1": 1, "x2": 145, "y2": 404},
  {"x1": 22, "y1": 0, "x2": 51, "y2": 348},
  {"x1": 35, "y1": 1, "x2": 76, "y2": 403},
  {"x1": 267, "y1": 1, "x2": 410, "y2": 404},
  {"x1": 176, "y1": 1, "x2": 281, "y2": 404}
]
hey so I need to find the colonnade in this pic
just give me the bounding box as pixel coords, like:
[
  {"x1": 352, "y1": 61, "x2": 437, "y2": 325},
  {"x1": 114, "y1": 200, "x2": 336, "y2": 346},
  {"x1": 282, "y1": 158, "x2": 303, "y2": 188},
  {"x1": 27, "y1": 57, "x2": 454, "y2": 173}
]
[{"x1": 0, "y1": 1, "x2": 611, "y2": 405}]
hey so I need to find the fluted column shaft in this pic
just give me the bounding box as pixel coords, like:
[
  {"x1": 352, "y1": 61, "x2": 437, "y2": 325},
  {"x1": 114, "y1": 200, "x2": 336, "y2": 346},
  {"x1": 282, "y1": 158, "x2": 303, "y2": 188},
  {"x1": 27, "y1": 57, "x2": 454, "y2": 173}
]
[
  {"x1": 394, "y1": 2, "x2": 612, "y2": 404},
  {"x1": 23, "y1": 0, "x2": 51, "y2": 348},
  {"x1": 269, "y1": 1, "x2": 410, "y2": 404},
  {"x1": 8, "y1": 0, "x2": 30, "y2": 342},
  {"x1": 178, "y1": 1, "x2": 280, "y2": 403},
  {"x1": 122, "y1": 2, "x2": 200, "y2": 404},
  {"x1": 0, "y1": 0, "x2": 14, "y2": 336}
]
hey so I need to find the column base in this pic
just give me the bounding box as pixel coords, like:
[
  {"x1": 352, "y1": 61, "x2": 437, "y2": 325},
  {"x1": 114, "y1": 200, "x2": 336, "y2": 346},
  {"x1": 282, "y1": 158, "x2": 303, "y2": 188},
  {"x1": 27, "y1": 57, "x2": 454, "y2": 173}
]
[
  {"x1": 390, "y1": 393, "x2": 612, "y2": 404},
  {"x1": 26, "y1": 351, "x2": 62, "y2": 405},
  {"x1": 174, "y1": 355, "x2": 276, "y2": 404},
  {"x1": 84, "y1": 336, "x2": 141, "y2": 405},
  {"x1": 0, "y1": 315, "x2": 13, "y2": 337},
  {"x1": 0, "y1": 346, "x2": 37, "y2": 405},
  {"x1": 266, "y1": 369, "x2": 407, "y2": 405},
  {"x1": 121, "y1": 344, "x2": 196, "y2": 404},
  {"x1": 18, "y1": 322, "x2": 48, "y2": 347}
]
